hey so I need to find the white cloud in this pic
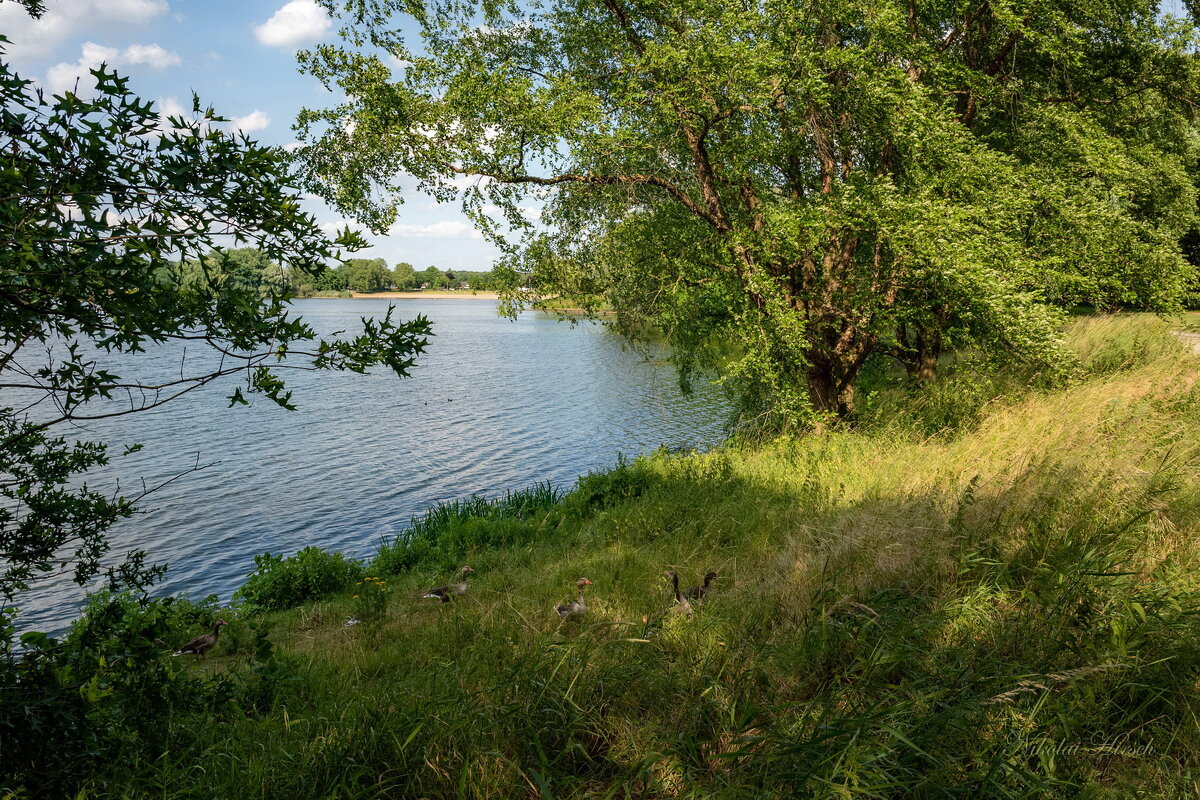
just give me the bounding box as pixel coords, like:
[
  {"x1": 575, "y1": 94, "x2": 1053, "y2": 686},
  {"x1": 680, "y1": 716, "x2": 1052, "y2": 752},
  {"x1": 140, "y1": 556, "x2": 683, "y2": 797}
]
[
  {"x1": 46, "y1": 42, "x2": 116, "y2": 95},
  {"x1": 46, "y1": 41, "x2": 180, "y2": 96},
  {"x1": 0, "y1": 0, "x2": 167, "y2": 61},
  {"x1": 481, "y1": 203, "x2": 542, "y2": 222},
  {"x1": 157, "y1": 96, "x2": 189, "y2": 119},
  {"x1": 254, "y1": 0, "x2": 331, "y2": 48},
  {"x1": 231, "y1": 109, "x2": 271, "y2": 135},
  {"x1": 386, "y1": 53, "x2": 412, "y2": 71},
  {"x1": 155, "y1": 99, "x2": 273, "y2": 138},
  {"x1": 122, "y1": 43, "x2": 180, "y2": 69},
  {"x1": 390, "y1": 220, "x2": 483, "y2": 239}
]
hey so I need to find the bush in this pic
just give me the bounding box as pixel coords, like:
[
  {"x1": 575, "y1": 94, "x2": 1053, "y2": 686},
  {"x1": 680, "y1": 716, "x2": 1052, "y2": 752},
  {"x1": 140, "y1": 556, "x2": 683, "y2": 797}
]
[
  {"x1": 235, "y1": 547, "x2": 364, "y2": 612},
  {"x1": 351, "y1": 576, "x2": 391, "y2": 622},
  {"x1": 0, "y1": 591, "x2": 218, "y2": 797},
  {"x1": 567, "y1": 456, "x2": 657, "y2": 513},
  {"x1": 854, "y1": 316, "x2": 1187, "y2": 437},
  {"x1": 373, "y1": 482, "x2": 562, "y2": 575}
]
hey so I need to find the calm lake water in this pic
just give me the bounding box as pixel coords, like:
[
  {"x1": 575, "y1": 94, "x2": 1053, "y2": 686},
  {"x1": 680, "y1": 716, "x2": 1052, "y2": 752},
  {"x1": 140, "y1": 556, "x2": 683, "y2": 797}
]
[{"x1": 15, "y1": 298, "x2": 729, "y2": 633}]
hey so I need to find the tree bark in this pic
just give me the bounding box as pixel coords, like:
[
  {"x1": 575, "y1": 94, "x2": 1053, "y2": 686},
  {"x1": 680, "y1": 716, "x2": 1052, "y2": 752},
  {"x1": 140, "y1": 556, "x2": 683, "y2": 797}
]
[
  {"x1": 804, "y1": 348, "x2": 861, "y2": 418},
  {"x1": 897, "y1": 323, "x2": 942, "y2": 381},
  {"x1": 908, "y1": 347, "x2": 939, "y2": 382}
]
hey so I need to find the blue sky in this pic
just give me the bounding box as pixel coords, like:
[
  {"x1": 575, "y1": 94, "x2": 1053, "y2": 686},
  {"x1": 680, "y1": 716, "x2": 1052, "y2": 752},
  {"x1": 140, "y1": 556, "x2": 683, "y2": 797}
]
[{"x1": 0, "y1": 0, "x2": 501, "y2": 269}]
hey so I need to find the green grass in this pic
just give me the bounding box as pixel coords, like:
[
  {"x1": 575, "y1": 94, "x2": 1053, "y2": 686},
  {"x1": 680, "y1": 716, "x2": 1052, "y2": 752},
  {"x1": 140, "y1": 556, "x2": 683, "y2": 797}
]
[{"x1": 71, "y1": 315, "x2": 1200, "y2": 798}]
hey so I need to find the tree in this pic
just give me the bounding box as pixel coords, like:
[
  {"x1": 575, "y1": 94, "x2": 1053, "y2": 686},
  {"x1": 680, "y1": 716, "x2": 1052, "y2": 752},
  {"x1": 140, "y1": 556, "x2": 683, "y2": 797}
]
[
  {"x1": 420, "y1": 265, "x2": 447, "y2": 289},
  {"x1": 393, "y1": 261, "x2": 417, "y2": 289},
  {"x1": 0, "y1": 35, "x2": 432, "y2": 622},
  {"x1": 312, "y1": 263, "x2": 350, "y2": 292},
  {"x1": 343, "y1": 257, "x2": 391, "y2": 292},
  {"x1": 297, "y1": 0, "x2": 1199, "y2": 422},
  {"x1": 175, "y1": 247, "x2": 290, "y2": 297}
]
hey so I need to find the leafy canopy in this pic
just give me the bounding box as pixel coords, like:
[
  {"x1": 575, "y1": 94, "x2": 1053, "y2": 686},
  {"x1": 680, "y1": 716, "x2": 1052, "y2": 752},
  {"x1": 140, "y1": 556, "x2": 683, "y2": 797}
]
[
  {"x1": 0, "y1": 39, "x2": 431, "y2": 612},
  {"x1": 299, "y1": 0, "x2": 1200, "y2": 423}
]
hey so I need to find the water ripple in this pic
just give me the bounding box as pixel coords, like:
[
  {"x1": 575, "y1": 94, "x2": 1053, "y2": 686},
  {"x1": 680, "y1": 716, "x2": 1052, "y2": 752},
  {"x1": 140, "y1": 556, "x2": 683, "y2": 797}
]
[{"x1": 13, "y1": 299, "x2": 729, "y2": 632}]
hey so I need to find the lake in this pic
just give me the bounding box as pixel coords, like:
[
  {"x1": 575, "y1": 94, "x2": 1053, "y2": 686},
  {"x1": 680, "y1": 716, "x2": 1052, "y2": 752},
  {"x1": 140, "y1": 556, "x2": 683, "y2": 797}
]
[{"x1": 14, "y1": 298, "x2": 730, "y2": 633}]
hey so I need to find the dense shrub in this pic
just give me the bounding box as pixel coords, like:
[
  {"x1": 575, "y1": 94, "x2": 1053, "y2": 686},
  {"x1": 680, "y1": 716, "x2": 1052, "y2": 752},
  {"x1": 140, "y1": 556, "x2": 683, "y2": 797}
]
[
  {"x1": 235, "y1": 547, "x2": 365, "y2": 612},
  {"x1": 0, "y1": 591, "x2": 218, "y2": 796},
  {"x1": 854, "y1": 315, "x2": 1188, "y2": 436}
]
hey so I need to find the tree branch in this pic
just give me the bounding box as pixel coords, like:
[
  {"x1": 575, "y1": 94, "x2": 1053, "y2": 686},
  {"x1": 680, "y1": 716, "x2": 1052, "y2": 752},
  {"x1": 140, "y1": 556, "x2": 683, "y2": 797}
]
[{"x1": 441, "y1": 162, "x2": 723, "y2": 229}]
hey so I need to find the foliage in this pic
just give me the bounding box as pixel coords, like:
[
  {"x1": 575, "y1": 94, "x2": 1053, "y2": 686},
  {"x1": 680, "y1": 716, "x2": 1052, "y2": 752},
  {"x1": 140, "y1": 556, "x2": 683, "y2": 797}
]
[
  {"x1": 373, "y1": 482, "x2": 563, "y2": 574},
  {"x1": 308, "y1": 261, "x2": 351, "y2": 293},
  {"x1": 298, "y1": 0, "x2": 1200, "y2": 424},
  {"x1": 35, "y1": 316, "x2": 1200, "y2": 798},
  {"x1": 0, "y1": 31, "x2": 431, "y2": 618},
  {"x1": 441, "y1": 268, "x2": 500, "y2": 290},
  {"x1": 236, "y1": 547, "x2": 365, "y2": 612},
  {"x1": 292, "y1": 258, "x2": 500, "y2": 294},
  {"x1": 173, "y1": 247, "x2": 291, "y2": 298},
  {"x1": 0, "y1": 590, "x2": 218, "y2": 795},
  {"x1": 343, "y1": 257, "x2": 392, "y2": 292},
  {"x1": 0, "y1": 12, "x2": 433, "y2": 793},
  {"x1": 567, "y1": 455, "x2": 658, "y2": 513},
  {"x1": 392, "y1": 260, "x2": 418, "y2": 289}
]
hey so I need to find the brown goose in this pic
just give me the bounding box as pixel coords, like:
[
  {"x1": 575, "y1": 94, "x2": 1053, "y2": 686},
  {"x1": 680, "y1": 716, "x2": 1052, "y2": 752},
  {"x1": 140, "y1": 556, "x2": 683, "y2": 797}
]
[
  {"x1": 554, "y1": 578, "x2": 593, "y2": 619},
  {"x1": 422, "y1": 566, "x2": 475, "y2": 602},
  {"x1": 173, "y1": 620, "x2": 227, "y2": 657},
  {"x1": 663, "y1": 570, "x2": 692, "y2": 616},
  {"x1": 685, "y1": 571, "x2": 718, "y2": 602}
]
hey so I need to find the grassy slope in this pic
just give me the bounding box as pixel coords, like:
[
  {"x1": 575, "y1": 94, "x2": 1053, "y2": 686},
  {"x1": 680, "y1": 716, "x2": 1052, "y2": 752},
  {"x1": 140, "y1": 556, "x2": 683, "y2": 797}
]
[{"x1": 125, "y1": 317, "x2": 1200, "y2": 799}]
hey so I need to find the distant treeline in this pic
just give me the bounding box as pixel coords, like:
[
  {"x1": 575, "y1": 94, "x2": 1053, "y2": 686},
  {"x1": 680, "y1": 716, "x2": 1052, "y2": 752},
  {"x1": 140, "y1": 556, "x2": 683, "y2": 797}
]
[{"x1": 173, "y1": 248, "x2": 504, "y2": 297}]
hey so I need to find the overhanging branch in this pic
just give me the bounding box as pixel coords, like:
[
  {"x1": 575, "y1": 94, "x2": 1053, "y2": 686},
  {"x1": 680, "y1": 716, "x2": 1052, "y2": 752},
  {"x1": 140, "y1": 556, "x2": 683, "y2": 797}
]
[{"x1": 442, "y1": 162, "x2": 723, "y2": 229}]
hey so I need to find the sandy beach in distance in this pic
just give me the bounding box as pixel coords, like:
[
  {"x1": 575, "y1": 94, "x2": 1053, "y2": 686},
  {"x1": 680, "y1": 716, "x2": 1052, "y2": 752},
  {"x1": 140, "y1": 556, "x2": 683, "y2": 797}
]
[{"x1": 350, "y1": 291, "x2": 500, "y2": 300}]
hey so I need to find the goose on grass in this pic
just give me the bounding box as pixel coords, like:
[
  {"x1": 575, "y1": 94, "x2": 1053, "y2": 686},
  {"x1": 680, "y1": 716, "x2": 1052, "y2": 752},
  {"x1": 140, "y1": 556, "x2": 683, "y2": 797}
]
[
  {"x1": 685, "y1": 571, "x2": 718, "y2": 602},
  {"x1": 173, "y1": 620, "x2": 228, "y2": 657},
  {"x1": 422, "y1": 566, "x2": 475, "y2": 602},
  {"x1": 555, "y1": 578, "x2": 593, "y2": 619},
  {"x1": 663, "y1": 570, "x2": 693, "y2": 616}
]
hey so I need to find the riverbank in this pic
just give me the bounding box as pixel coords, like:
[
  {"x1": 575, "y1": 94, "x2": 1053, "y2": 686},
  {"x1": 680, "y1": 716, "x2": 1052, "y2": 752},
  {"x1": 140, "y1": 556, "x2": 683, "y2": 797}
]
[
  {"x1": 22, "y1": 315, "x2": 1200, "y2": 798},
  {"x1": 349, "y1": 290, "x2": 500, "y2": 299}
]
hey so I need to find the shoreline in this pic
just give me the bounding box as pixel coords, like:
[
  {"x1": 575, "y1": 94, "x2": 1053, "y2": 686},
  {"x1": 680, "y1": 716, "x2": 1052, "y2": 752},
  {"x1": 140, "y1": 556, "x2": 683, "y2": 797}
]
[{"x1": 348, "y1": 291, "x2": 499, "y2": 300}]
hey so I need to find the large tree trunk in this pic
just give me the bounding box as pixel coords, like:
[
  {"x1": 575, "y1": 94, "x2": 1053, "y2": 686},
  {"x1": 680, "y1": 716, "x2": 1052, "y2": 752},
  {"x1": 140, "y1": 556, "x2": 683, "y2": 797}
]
[
  {"x1": 908, "y1": 348, "x2": 938, "y2": 382},
  {"x1": 804, "y1": 354, "x2": 859, "y2": 418},
  {"x1": 896, "y1": 319, "x2": 944, "y2": 382},
  {"x1": 905, "y1": 328, "x2": 941, "y2": 382}
]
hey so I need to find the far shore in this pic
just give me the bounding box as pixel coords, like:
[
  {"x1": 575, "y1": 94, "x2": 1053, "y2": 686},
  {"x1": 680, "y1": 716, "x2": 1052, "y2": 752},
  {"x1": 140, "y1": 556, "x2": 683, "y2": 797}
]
[{"x1": 349, "y1": 290, "x2": 500, "y2": 300}]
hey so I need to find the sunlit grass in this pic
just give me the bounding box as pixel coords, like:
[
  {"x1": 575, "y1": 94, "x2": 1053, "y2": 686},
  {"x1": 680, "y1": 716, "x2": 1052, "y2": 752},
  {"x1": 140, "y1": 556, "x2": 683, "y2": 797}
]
[{"x1": 88, "y1": 315, "x2": 1200, "y2": 798}]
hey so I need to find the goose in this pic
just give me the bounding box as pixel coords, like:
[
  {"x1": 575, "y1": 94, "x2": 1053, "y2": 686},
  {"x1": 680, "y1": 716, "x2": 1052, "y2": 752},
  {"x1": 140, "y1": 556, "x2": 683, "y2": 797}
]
[
  {"x1": 663, "y1": 570, "x2": 692, "y2": 616},
  {"x1": 422, "y1": 566, "x2": 475, "y2": 602},
  {"x1": 555, "y1": 578, "x2": 593, "y2": 619},
  {"x1": 173, "y1": 620, "x2": 227, "y2": 657},
  {"x1": 685, "y1": 571, "x2": 718, "y2": 602}
]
